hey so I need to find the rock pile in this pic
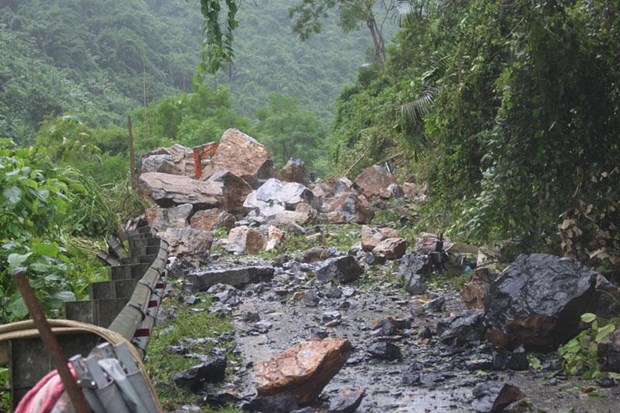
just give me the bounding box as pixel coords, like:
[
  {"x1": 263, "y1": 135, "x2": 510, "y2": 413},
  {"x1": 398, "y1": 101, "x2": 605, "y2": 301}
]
[{"x1": 135, "y1": 129, "x2": 417, "y2": 265}]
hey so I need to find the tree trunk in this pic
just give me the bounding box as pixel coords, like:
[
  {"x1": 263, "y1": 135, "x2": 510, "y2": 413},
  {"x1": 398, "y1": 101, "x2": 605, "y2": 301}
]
[{"x1": 366, "y1": 14, "x2": 385, "y2": 67}]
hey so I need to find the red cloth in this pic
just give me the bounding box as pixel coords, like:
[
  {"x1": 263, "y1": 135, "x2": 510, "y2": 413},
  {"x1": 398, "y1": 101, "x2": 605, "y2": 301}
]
[{"x1": 15, "y1": 365, "x2": 77, "y2": 413}]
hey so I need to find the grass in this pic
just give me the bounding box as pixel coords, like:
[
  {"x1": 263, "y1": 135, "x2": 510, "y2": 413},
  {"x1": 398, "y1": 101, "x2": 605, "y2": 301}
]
[{"x1": 146, "y1": 292, "x2": 240, "y2": 412}]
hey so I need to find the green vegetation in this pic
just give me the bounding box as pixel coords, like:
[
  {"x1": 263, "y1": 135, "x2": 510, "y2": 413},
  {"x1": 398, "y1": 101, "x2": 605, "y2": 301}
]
[
  {"x1": 326, "y1": 1, "x2": 620, "y2": 275},
  {"x1": 0, "y1": 138, "x2": 115, "y2": 323},
  {"x1": 558, "y1": 313, "x2": 618, "y2": 378},
  {"x1": 146, "y1": 293, "x2": 238, "y2": 412}
]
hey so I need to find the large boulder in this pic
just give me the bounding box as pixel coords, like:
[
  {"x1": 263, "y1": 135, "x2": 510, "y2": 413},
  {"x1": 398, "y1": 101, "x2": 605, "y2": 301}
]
[
  {"x1": 255, "y1": 338, "x2": 352, "y2": 405},
  {"x1": 326, "y1": 192, "x2": 374, "y2": 224},
  {"x1": 201, "y1": 129, "x2": 274, "y2": 188},
  {"x1": 140, "y1": 144, "x2": 194, "y2": 176},
  {"x1": 244, "y1": 178, "x2": 322, "y2": 216},
  {"x1": 315, "y1": 256, "x2": 363, "y2": 284},
  {"x1": 226, "y1": 226, "x2": 266, "y2": 254},
  {"x1": 353, "y1": 165, "x2": 395, "y2": 199},
  {"x1": 278, "y1": 158, "x2": 305, "y2": 183},
  {"x1": 484, "y1": 254, "x2": 601, "y2": 350},
  {"x1": 145, "y1": 204, "x2": 193, "y2": 230},
  {"x1": 137, "y1": 171, "x2": 252, "y2": 214},
  {"x1": 158, "y1": 227, "x2": 213, "y2": 265},
  {"x1": 186, "y1": 265, "x2": 275, "y2": 291},
  {"x1": 190, "y1": 208, "x2": 235, "y2": 232}
]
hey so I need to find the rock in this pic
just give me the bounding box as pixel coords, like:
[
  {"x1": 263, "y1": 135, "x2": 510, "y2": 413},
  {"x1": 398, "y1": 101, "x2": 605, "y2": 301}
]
[
  {"x1": 327, "y1": 388, "x2": 365, "y2": 413},
  {"x1": 484, "y1": 254, "x2": 600, "y2": 350},
  {"x1": 145, "y1": 204, "x2": 193, "y2": 230},
  {"x1": 423, "y1": 295, "x2": 445, "y2": 312},
  {"x1": 333, "y1": 177, "x2": 354, "y2": 194},
  {"x1": 400, "y1": 253, "x2": 431, "y2": 295},
  {"x1": 140, "y1": 144, "x2": 194, "y2": 176},
  {"x1": 403, "y1": 273, "x2": 428, "y2": 295},
  {"x1": 372, "y1": 238, "x2": 407, "y2": 260},
  {"x1": 353, "y1": 165, "x2": 395, "y2": 199},
  {"x1": 303, "y1": 247, "x2": 339, "y2": 263},
  {"x1": 255, "y1": 338, "x2": 352, "y2": 405},
  {"x1": 242, "y1": 395, "x2": 300, "y2": 413},
  {"x1": 360, "y1": 226, "x2": 386, "y2": 252},
  {"x1": 171, "y1": 356, "x2": 227, "y2": 393},
  {"x1": 265, "y1": 225, "x2": 285, "y2": 251},
  {"x1": 492, "y1": 346, "x2": 529, "y2": 371},
  {"x1": 244, "y1": 178, "x2": 322, "y2": 216},
  {"x1": 599, "y1": 327, "x2": 620, "y2": 373},
  {"x1": 367, "y1": 341, "x2": 402, "y2": 360},
  {"x1": 326, "y1": 192, "x2": 374, "y2": 224},
  {"x1": 158, "y1": 227, "x2": 213, "y2": 265},
  {"x1": 207, "y1": 170, "x2": 255, "y2": 214},
  {"x1": 438, "y1": 310, "x2": 485, "y2": 347},
  {"x1": 201, "y1": 129, "x2": 274, "y2": 188},
  {"x1": 471, "y1": 382, "x2": 525, "y2": 413},
  {"x1": 190, "y1": 208, "x2": 235, "y2": 232},
  {"x1": 278, "y1": 158, "x2": 306, "y2": 183},
  {"x1": 414, "y1": 232, "x2": 453, "y2": 254},
  {"x1": 186, "y1": 265, "x2": 275, "y2": 291},
  {"x1": 462, "y1": 268, "x2": 494, "y2": 310},
  {"x1": 137, "y1": 170, "x2": 252, "y2": 214},
  {"x1": 402, "y1": 182, "x2": 417, "y2": 197},
  {"x1": 315, "y1": 256, "x2": 364, "y2": 284},
  {"x1": 226, "y1": 226, "x2": 266, "y2": 254}
]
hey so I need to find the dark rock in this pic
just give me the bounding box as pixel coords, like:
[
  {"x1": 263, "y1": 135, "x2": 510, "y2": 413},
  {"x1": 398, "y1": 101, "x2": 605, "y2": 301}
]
[
  {"x1": 471, "y1": 382, "x2": 525, "y2": 412},
  {"x1": 484, "y1": 254, "x2": 600, "y2": 351},
  {"x1": 241, "y1": 394, "x2": 300, "y2": 413},
  {"x1": 166, "y1": 345, "x2": 189, "y2": 355},
  {"x1": 302, "y1": 290, "x2": 320, "y2": 307},
  {"x1": 328, "y1": 388, "x2": 365, "y2": 413},
  {"x1": 171, "y1": 357, "x2": 227, "y2": 393},
  {"x1": 400, "y1": 253, "x2": 430, "y2": 295},
  {"x1": 423, "y1": 296, "x2": 446, "y2": 312},
  {"x1": 438, "y1": 310, "x2": 485, "y2": 347},
  {"x1": 315, "y1": 256, "x2": 364, "y2": 284},
  {"x1": 367, "y1": 341, "x2": 402, "y2": 361},
  {"x1": 599, "y1": 326, "x2": 620, "y2": 373},
  {"x1": 186, "y1": 265, "x2": 275, "y2": 291},
  {"x1": 365, "y1": 252, "x2": 385, "y2": 266},
  {"x1": 325, "y1": 286, "x2": 343, "y2": 299},
  {"x1": 492, "y1": 346, "x2": 529, "y2": 371},
  {"x1": 465, "y1": 357, "x2": 494, "y2": 371},
  {"x1": 418, "y1": 326, "x2": 434, "y2": 340},
  {"x1": 595, "y1": 376, "x2": 617, "y2": 388}
]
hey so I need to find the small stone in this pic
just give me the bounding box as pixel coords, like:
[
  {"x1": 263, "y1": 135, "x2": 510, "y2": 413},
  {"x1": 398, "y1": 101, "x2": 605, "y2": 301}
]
[
  {"x1": 328, "y1": 388, "x2": 366, "y2": 413},
  {"x1": 367, "y1": 341, "x2": 402, "y2": 361}
]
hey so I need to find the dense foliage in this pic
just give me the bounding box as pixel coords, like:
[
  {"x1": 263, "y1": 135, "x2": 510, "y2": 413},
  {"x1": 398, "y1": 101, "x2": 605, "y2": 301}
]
[
  {"x1": 328, "y1": 0, "x2": 620, "y2": 274},
  {"x1": 0, "y1": 138, "x2": 116, "y2": 323}
]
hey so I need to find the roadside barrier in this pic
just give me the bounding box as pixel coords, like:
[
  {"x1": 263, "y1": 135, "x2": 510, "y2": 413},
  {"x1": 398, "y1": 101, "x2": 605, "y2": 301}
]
[{"x1": 0, "y1": 226, "x2": 168, "y2": 410}]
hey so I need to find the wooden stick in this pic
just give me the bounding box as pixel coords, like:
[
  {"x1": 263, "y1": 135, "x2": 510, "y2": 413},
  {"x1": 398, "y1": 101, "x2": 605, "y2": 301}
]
[{"x1": 13, "y1": 270, "x2": 91, "y2": 413}]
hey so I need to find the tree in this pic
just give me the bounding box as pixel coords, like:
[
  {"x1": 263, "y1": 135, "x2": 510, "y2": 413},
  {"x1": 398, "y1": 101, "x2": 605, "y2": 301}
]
[{"x1": 289, "y1": 0, "x2": 394, "y2": 67}]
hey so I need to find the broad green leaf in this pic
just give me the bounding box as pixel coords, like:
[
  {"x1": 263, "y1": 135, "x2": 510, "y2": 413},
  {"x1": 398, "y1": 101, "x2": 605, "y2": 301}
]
[
  {"x1": 581, "y1": 313, "x2": 597, "y2": 323},
  {"x1": 595, "y1": 323, "x2": 616, "y2": 343},
  {"x1": 53, "y1": 290, "x2": 76, "y2": 302},
  {"x1": 8, "y1": 296, "x2": 28, "y2": 321},
  {"x1": 2, "y1": 186, "x2": 23, "y2": 205},
  {"x1": 7, "y1": 252, "x2": 32, "y2": 269},
  {"x1": 32, "y1": 242, "x2": 60, "y2": 258}
]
